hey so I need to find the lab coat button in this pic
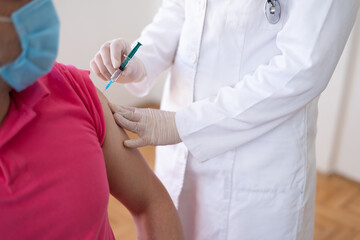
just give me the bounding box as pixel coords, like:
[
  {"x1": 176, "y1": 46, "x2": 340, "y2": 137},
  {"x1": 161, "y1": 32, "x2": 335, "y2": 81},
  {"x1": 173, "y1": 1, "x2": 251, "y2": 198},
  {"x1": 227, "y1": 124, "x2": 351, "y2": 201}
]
[
  {"x1": 200, "y1": 0, "x2": 206, "y2": 10},
  {"x1": 189, "y1": 53, "x2": 197, "y2": 64}
]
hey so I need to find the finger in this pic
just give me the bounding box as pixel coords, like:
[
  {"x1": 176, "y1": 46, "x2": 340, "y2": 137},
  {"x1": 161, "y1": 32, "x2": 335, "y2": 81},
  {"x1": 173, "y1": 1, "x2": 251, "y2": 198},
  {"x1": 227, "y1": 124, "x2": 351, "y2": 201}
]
[
  {"x1": 114, "y1": 113, "x2": 140, "y2": 133},
  {"x1": 124, "y1": 138, "x2": 147, "y2": 148},
  {"x1": 90, "y1": 58, "x2": 108, "y2": 81},
  {"x1": 109, "y1": 103, "x2": 122, "y2": 113},
  {"x1": 116, "y1": 61, "x2": 133, "y2": 81},
  {"x1": 100, "y1": 42, "x2": 116, "y2": 76},
  {"x1": 109, "y1": 103, "x2": 135, "y2": 114},
  {"x1": 121, "y1": 41, "x2": 132, "y2": 63},
  {"x1": 113, "y1": 106, "x2": 142, "y2": 122},
  {"x1": 121, "y1": 109, "x2": 142, "y2": 122},
  {"x1": 95, "y1": 54, "x2": 112, "y2": 80},
  {"x1": 120, "y1": 58, "x2": 138, "y2": 77},
  {"x1": 110, "y1": 39, "x2": 131, "y2": 69},
  {"x1": 121, "y1": 105, "x2": 136, "y2": 112},
  {"x1": 115, "y1": 70, "x2": 133, "y2": 84}
]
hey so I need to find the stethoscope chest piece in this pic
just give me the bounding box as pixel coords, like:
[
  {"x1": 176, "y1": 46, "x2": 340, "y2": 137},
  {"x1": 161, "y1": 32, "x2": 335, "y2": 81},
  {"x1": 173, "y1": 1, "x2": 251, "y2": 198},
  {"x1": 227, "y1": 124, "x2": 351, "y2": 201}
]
[{"x1": 265, "y1": 0, "x2": 281, "y2": 24}]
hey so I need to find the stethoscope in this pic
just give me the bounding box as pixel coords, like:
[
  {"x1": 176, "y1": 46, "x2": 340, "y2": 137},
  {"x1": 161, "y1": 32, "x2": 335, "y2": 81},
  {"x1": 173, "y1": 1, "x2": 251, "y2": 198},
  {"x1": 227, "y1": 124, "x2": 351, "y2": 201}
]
[{"x1": 265, "y1": 0, "x2": 281, "y2": 24}]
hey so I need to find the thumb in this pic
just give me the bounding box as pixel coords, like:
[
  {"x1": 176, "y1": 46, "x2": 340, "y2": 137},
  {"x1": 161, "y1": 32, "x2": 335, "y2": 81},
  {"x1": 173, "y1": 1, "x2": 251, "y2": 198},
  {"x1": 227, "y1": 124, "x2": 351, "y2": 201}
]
[
  {"x1": 124, "y1": 138, "x2": 147, "y2": 148},
  {"x1": 110, "y1": 39, "x2": 131, "y2": 69},
  {"x1": 119, "y1": 58, "x2": 145, "y2": 83},
  {"x1": 109, "y1": 103, "x2": 122, "y2": 113},
  {"x1": 115, "y1": 61, "x2": 136, "y2": 82}
]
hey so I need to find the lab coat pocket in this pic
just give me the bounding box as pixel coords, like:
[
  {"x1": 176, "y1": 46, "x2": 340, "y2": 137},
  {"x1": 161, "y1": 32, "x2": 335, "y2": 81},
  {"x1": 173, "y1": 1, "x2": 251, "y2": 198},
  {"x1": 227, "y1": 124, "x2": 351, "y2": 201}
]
[
  {"x1": 177, "y1": 0, "x2": 202, "y2": 68},
  {"x1": 229, "y1": 188, "x2": 303, "y2": 240}
]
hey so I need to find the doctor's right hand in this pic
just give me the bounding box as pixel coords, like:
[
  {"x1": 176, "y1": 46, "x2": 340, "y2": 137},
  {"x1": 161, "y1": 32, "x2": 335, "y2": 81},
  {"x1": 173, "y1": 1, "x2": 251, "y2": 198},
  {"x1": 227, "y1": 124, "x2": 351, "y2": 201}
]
[{"x1": 90, "y1": 38, "x2": 146, "y2": 84}]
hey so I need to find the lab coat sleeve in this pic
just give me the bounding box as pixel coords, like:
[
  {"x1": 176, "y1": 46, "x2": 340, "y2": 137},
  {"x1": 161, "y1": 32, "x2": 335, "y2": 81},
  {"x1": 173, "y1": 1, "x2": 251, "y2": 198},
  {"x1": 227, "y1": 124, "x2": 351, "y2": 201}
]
[
  {"x1": 176, "y1": 0, "x2": 360, "y2": 162},
  {"x1": 124, "y1": 0, "x2": 185, "y2": 97}
]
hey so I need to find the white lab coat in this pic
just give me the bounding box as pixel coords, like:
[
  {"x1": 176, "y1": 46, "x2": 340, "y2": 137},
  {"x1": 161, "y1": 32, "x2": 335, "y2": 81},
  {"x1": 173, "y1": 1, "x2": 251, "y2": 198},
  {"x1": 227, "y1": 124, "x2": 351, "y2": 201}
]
[{"x1": 125, "y1": 0, "x2": 360, "y2": 239}]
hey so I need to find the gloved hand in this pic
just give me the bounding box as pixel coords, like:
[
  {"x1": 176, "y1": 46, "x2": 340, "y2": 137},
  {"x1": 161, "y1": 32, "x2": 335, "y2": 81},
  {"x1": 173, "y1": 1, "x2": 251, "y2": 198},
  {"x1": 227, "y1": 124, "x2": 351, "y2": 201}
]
[
  {"x1": 90, "y1": 38, "x2": 146, "y2": 84},
  {"x1": 110, "y1": 104, "x2": 182, "y2": 148}
]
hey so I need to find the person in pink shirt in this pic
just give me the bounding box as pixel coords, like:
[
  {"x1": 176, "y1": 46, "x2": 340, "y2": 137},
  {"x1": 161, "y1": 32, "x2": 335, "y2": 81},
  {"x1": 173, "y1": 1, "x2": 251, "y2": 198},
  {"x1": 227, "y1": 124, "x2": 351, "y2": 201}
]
[{"x1": 0, "y1": 0, "x2": 184, "y2": 239}]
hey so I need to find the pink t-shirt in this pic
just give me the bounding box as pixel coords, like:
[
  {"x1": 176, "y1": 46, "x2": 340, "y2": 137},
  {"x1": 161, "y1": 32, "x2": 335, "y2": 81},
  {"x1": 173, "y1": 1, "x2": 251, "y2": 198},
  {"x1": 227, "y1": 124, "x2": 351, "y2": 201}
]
[{"x1": 0, "y1": 63, "x2": 115, "y2": 240}]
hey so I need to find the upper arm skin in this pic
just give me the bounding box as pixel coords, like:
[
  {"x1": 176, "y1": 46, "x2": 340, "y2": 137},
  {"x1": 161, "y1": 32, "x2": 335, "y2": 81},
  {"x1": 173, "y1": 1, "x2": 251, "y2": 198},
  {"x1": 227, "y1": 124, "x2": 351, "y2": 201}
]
[
  {"x1": 96, "y1": 88, "x2": 183, "y2": 240},
  {"x1": 96, "y1": 88, "x2": 160, "y2": 213}
]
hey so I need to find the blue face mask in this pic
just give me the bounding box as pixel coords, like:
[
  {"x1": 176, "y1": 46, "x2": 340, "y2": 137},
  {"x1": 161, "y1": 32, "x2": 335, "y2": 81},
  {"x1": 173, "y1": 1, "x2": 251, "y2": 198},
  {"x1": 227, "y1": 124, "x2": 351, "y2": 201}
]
[{"x1": 0, "y1": 0, "x2": 60, "y2": 92}]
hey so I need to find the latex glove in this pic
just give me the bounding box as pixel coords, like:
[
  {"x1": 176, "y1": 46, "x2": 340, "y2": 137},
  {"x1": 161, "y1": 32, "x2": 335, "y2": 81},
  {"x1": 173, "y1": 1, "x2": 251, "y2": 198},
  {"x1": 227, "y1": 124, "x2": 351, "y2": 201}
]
[
  {"x1": 90, "y1": 38, "x2": 146, "y2": 84},
  {"x1": 110, "y1": 104, "x2": 182, "y2": 148}
]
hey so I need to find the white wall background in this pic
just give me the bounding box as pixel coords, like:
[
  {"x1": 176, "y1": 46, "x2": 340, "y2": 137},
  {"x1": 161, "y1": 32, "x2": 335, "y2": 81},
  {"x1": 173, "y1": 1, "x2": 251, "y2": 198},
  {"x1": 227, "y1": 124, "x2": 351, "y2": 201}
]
[
  {"x1": 316, "y1": 12, "x2": 360, "y2": 182},
  {"x1": 53, "y1": 0, "x2": 164, "y2": 107},
  {"x1": 54, "y1": 1, "x2": 360, "y2": 182}
]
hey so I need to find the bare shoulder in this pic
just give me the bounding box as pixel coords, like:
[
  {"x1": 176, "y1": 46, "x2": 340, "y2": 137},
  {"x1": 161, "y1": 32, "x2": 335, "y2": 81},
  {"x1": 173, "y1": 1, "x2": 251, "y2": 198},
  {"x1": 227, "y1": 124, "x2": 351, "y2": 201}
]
[
  {"x1": 95, "y1": 88, "x2": 130, "y2": 141},
  {"x1": 95, "y1": 88, "x2": 154, "y2": 212}
]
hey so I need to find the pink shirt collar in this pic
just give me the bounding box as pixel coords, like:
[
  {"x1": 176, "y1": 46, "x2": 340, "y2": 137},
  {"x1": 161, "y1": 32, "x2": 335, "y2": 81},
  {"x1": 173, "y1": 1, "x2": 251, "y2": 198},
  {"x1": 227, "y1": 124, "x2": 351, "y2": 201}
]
[{"x1": 0, "y1": 80, "x2": 49, "y2": 148}]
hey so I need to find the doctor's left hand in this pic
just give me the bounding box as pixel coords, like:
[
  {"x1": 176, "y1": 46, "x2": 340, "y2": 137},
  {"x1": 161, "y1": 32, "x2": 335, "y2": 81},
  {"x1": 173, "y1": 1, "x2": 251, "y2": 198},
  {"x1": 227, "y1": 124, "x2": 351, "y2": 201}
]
[{"x1": 110, "y1": 104, "x2": 182, "y2": 148}]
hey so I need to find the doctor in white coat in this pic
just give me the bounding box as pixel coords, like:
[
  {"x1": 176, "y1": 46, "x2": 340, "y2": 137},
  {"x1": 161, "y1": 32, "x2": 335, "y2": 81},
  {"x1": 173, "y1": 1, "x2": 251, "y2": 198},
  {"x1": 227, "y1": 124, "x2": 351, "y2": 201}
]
[{"x1": 91, "y1": 0, "x2": 360, "y2": 239}]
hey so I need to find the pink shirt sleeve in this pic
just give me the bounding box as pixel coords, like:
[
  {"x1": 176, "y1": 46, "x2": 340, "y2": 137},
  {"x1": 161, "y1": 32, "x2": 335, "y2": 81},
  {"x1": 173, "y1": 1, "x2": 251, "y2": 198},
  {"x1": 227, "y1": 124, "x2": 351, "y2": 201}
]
[
  {"x1": 0, "y1": 62, "x2": 114, "y2": 240},
  {"x1": 54, "y1": 63, "x2": 106, "y2": 145}
]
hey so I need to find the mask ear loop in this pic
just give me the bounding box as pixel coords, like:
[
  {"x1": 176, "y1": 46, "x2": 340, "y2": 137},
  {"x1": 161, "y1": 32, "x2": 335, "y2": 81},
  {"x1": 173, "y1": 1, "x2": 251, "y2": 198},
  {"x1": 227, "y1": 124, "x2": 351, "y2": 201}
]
[{"x1": 0, "y1": 16, "x2": 12, "y2": 23}]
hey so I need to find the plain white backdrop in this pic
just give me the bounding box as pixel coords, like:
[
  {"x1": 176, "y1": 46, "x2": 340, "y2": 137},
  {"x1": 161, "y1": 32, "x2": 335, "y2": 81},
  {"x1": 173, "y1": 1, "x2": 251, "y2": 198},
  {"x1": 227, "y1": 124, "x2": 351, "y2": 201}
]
[
  {"x1": 53, "y1": 0, "x2": 360, "y2": 182},
  {"x1": 54, "y1": 0, "x2": 164, "y2": 107}
]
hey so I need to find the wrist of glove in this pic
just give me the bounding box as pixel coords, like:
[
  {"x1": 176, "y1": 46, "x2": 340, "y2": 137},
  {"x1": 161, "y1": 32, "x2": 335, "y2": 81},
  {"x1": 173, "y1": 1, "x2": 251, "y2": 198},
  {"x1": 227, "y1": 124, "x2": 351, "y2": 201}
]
[{"x1": 110, "y1": 104, "x2": 182, "y2": 148}]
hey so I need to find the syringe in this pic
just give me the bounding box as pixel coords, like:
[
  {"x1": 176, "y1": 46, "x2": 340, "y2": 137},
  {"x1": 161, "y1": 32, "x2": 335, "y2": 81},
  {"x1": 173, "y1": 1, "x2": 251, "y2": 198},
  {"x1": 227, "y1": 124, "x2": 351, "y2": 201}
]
[{"x1": 103, "y1": 42, "x2": 142, "y2": 92}]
